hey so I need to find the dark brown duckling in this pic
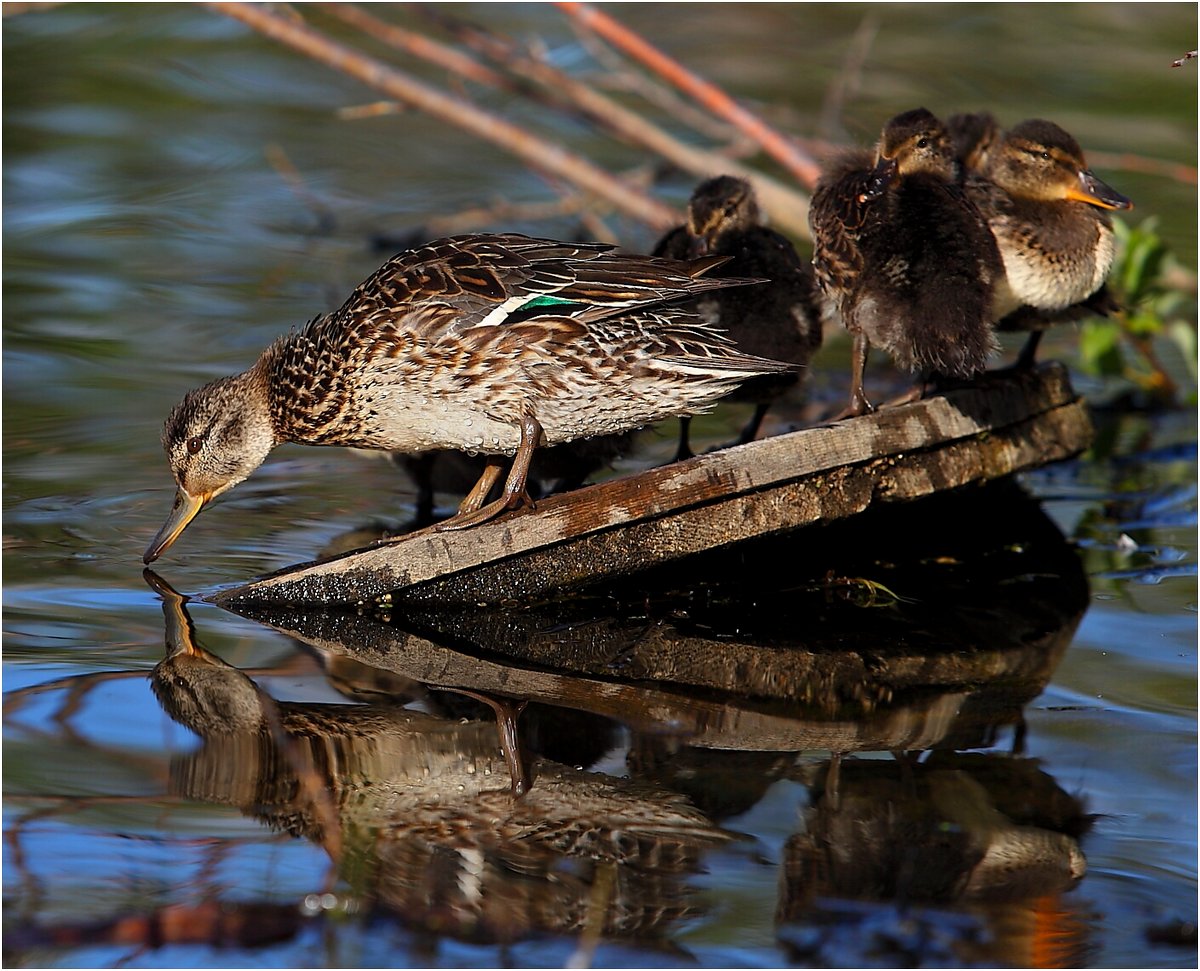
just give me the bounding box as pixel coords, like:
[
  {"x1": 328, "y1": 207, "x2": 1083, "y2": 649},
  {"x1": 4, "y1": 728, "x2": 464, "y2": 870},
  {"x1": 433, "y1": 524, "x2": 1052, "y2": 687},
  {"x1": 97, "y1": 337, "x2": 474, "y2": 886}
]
[
  {"x1": 810, "y1": 108, "x2": 1003, "y2": 417},
  {"x1": 654, "y1": 175, "x2": 822, "y2": 457},
  {"x1": 962, "y1": 118, "x2": 1133, "y2": 367}
]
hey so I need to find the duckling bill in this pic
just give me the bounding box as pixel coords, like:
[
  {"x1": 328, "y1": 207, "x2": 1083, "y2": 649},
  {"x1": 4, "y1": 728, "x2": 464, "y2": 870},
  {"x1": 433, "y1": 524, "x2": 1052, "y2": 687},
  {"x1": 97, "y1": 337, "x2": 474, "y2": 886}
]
[{"x1": 144, "y1": 233, "x2": 794, "y2": 563}]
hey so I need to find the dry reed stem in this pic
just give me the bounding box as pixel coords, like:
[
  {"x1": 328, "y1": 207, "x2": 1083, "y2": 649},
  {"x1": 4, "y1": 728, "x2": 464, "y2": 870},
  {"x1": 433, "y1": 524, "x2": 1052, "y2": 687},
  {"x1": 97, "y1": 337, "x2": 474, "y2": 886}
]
[
  {"x1": 556, "y1": 1, "x2": 823, "y2": 190},
  {"x1": 334, "y1": 3, "x2": 814, "y2": 238},
  {"x1": 208, "y1": 2, "x2": 681, "y2": 230}
]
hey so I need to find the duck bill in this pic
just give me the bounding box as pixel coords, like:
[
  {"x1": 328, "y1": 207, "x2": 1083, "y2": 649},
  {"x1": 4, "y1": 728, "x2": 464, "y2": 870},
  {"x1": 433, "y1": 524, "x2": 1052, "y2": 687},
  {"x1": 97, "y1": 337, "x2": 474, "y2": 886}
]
[
  {"x1": 144, "y1": 488, "x2": 208, "y2": 564},
  {"x1": 1067, "y1": 169, "x2": 1133, "y2": 210}
]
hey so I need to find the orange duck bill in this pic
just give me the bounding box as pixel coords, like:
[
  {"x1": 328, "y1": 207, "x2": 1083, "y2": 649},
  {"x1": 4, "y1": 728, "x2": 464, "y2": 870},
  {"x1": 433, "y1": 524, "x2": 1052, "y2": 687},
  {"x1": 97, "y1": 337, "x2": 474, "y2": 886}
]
[
  {"x1": 144, "y1": 488, "x2": 208, "y2": 563},
  {"x1": 1067, "y1": 169, "x2": 1133, "y2": 210}
]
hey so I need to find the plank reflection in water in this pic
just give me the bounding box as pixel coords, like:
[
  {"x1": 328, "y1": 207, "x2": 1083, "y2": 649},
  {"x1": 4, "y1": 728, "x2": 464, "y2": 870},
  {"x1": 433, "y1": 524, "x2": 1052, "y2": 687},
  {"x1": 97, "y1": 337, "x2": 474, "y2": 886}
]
[{"x1": 159, "y1": 479, "x2": 1100, "y2": 963}]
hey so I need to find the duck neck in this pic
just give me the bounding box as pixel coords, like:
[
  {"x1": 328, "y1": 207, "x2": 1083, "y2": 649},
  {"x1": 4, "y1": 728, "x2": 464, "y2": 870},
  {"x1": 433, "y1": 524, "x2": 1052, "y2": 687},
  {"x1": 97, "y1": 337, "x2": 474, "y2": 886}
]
[{"x1": 257, "y1": 317, "x2": 361, "y2": 446}]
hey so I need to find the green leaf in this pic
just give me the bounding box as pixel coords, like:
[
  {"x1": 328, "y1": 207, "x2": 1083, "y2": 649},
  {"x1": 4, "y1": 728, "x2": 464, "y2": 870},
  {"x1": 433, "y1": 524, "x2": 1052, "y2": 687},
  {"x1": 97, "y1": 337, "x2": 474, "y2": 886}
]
[
  {"x1": 1078, "y1": 319, "x2": 1124, "y2": 376},
  {"x1": 1125, "y1": 310, "x2": 1165, "y2": 339}
]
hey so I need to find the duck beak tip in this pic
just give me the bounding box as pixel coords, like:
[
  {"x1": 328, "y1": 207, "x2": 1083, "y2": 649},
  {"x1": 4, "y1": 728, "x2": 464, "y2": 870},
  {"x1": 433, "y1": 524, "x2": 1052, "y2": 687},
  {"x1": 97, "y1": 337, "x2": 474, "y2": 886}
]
[{"x1": 144, "y1": 488, "x2": 206, "y2": 564}]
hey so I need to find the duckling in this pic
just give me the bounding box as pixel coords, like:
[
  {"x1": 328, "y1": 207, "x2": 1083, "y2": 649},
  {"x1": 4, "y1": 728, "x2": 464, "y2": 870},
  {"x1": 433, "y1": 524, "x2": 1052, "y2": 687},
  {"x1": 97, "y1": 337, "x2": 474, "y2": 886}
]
[
  {"x1": 810, "y1": 108, "x2": 1003, "y2": 417},
  {"x1": 961, "y1": 118, "x2": 1133, "y2": 366},
  {"x1": 654, "y1": 175, "x2": 823, "y2": 457},
  {"x1": 144, "y1": 233, "x2": 794, "y2": 562}
]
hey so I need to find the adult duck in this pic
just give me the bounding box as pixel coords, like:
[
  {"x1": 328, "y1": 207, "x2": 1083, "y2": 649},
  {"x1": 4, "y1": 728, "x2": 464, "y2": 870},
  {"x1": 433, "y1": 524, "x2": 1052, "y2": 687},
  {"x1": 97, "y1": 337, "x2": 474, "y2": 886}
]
[{"x1": 144, "y1": 233, "x2": 793, "y2": 562}]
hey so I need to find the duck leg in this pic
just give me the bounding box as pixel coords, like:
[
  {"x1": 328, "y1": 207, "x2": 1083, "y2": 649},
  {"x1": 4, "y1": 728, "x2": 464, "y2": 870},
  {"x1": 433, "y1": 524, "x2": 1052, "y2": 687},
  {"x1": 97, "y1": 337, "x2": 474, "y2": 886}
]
[
  {"x1": 437, "y1": 413, "x2": 543, "y2": 530},
  {"x1": 673, "y1": 416, "x2": 695, "y2": 462},
  {"x1": 448, "y1": 688, "x2": 532, "y2": 796},
  {"x1": 456, "y1": 461, "x2": 504, "y2": 516},
  {"x1": 736, "y1": 402, "x2": 772, "y2": 445}
]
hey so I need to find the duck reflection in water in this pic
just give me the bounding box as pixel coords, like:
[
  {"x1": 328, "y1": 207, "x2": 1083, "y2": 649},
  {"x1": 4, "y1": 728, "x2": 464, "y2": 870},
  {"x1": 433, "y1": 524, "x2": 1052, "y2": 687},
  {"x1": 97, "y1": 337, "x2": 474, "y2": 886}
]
[{"x1": 144, "y1": 571, "x2": 732, "y2": 950}]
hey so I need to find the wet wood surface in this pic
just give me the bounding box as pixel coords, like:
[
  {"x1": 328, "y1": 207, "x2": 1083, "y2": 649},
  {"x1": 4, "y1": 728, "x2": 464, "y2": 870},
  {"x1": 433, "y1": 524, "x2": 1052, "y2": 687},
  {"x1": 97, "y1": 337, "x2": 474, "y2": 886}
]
[{"x1": 214, "y1": 362, "x2": 1092, "y2": 607}]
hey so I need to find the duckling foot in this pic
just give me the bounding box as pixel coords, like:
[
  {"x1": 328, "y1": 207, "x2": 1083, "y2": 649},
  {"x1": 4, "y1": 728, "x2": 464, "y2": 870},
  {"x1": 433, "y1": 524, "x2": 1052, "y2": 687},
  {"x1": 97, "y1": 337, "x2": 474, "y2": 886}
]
[
  {"x1": 1013, "y1": 330, "x2": 1044, "y2": 370},
  {"x1": 830, "y1": 335, "x2": 876, "y2": 420},
  {"x1": 672, "y1": 417, "x2": 695, "y2": 463},
  {"x1": 734, "y1": 402, "x2": 771, "y2": 445},
  {"x1": 879, "y1": 384, "x2": 926, "y2": 409}
]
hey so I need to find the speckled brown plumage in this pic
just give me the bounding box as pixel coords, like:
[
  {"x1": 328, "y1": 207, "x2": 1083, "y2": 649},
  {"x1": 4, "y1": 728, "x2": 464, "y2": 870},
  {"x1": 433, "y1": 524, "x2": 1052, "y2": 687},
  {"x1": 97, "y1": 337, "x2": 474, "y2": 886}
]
[
  {"x1": 653, "y1": 176, "x2": 822, "y2": 456},
  {"x1": 145, "y1": 233, "x2": 795, "y2": 561},
  {"x1": 810, "y1": 108, "x2": 1003, "y2": 417},
  {"x1": 960, "y1": 118, "x2": 1132, "y2": 366}
]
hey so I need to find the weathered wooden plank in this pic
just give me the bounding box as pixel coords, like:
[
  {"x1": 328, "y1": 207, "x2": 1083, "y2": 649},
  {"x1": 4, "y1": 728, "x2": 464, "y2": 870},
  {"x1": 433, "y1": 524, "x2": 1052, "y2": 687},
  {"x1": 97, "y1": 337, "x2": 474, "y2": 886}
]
[
  {"x1": 217, "y1": 479, "x2": 1086, "y2": 751},
  {"x1": 231, "y1": 606, "x2": 1071, "y2": 754},
  {"x1": 214, "y1": 363, "x2": 1091, "y2": 607}
]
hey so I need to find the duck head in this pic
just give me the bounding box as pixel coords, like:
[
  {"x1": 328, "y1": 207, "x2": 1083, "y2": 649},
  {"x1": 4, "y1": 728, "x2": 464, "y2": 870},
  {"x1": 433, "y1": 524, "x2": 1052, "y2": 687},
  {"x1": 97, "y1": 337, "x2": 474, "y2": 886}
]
[
  {"x1": 987, "y1": 119, "x2": 1133, "y2": 211},
  {"x1": 872, "y1": 107, "x2": 958, "y2": 188},
  {"x1": 144, "y1": 369, "x2": 277, "y2": 563},
  {"x1": 684, "y1": 175, "x2": 760, "y2": 257}
]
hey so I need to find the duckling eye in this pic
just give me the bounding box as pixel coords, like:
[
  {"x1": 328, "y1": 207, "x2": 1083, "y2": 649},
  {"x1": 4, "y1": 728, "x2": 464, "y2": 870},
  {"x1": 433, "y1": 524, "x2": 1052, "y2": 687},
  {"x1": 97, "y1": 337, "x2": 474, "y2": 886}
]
[
  {"x1": 186, "y1": 436, "x2": 204, "y2": 455},
  {"x1": 1040, "y1": 151, "x2": 1051, "y2": 161},
  {"x1": 916, "y1": 137, "x2": 930, "y2": 149}
]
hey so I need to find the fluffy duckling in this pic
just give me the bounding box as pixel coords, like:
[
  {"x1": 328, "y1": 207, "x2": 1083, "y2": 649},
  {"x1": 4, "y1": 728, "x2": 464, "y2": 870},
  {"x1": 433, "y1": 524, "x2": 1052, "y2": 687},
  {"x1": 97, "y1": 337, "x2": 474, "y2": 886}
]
[
  {"x1": 144, "y1": 233, "x2": 795, "y2": 562},
  {"x1": 810, "y1": 108, "x2": 1003, "y2": 417},
  {"x1": 961, "y1": 118, "x2": 1133, "y2": 366},
  {"x1": 653, "y1": 175, "x2": 822, "y2": 457}
]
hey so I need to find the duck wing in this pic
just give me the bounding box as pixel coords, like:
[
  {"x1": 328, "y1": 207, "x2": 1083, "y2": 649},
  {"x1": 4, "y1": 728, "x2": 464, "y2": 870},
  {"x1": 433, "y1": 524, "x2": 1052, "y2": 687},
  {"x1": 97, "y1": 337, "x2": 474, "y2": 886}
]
[{"x1": 332, "y1": 233, "x2": 749, "y2": 340}]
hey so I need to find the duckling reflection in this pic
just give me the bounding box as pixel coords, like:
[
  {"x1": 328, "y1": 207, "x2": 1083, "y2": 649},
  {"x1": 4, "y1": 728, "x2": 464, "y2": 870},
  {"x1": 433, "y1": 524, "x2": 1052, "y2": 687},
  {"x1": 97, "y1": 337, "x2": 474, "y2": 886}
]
[
  {"x1": 145, "y1": 571, "x2": 733, "y2": 947},
  {"x1": 780, "y1": 754, "x2": 1093, "y2": 966},
  {"x1": 787, "y1": 756, "x2": 1087, "y2": 904}
]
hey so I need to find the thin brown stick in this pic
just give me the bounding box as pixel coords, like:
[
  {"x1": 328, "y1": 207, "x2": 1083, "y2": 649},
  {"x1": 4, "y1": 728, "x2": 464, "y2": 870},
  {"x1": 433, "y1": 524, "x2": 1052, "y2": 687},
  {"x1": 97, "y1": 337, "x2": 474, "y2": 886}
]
[
  {"x1": 556, "y1": 1, "x2": 823, "y2": 190},
  {"x1": 569, "y1": 20, "x2": 743, "y2": 142},
  {"x1": 817, "y1": 12, "x2": 880, "y2": 142},
  {"x1": 316, "y1": 3, "x2": 517, "y2": 94},
  {"x1": 2, "y1": 2, "x2": 62, "y2": 14},
  {"x1": 208, "y1": 2, "x2": 681, "y2": 230},
  {"x1": 341, "y1": 4, "x2": 814, "y2": 237},
  {"x1": 1087, "y1": 151, "x2": 1197, "y2": 185}
]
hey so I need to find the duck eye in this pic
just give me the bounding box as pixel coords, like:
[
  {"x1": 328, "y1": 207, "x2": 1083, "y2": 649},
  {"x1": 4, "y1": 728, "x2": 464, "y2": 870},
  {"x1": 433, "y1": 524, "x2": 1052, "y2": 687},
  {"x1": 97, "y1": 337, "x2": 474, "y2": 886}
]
[
  {"x1": 186, "y1": 436, "x2": 204, "y2": 455},
  {"x1": 916, "y1": 137, "x2": 929, "y2": 149},
  {"x1": 1040, "y1": 151, "x2": 1051, "y2": 161}
]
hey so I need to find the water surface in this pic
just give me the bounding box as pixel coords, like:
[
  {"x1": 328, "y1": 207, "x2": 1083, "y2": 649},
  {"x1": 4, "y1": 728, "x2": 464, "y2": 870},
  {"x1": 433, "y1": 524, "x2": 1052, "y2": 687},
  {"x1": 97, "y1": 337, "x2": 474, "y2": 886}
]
[{"x1": 4, "y1": 4, "x2": 1196, "y2": 968}]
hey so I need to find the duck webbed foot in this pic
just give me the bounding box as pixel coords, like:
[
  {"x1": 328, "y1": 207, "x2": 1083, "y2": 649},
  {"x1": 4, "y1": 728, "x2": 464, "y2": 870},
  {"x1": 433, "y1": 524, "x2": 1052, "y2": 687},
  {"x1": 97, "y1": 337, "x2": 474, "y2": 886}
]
[{"x1": 436, "y1": 414, "x2": 543, "y2": 531}]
